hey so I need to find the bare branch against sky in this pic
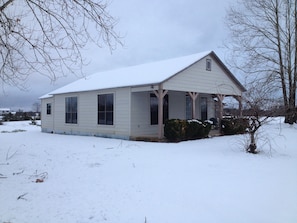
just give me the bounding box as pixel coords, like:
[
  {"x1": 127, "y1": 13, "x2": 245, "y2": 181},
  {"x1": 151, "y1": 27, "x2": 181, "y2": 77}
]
[
  {"x1": 0, "y1": 0, "x2": 234, "y2": 111},
  {"x1": 0, "y1": 0, "x2": 121, "y2": 88}
]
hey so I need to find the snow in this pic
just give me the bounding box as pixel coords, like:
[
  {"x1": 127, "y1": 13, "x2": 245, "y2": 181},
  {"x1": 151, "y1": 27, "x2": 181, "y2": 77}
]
[
  {"x1": 40, "y1": 51, "x2": 211, "y2": 98},
  {"x1": 1, "y1": 118, "x2": 297, "y2": 223}
]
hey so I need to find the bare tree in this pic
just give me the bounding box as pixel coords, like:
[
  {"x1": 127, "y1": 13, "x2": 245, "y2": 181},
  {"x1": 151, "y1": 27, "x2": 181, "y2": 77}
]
[
  {"x1": 0, "y1": 0, "x2": 121, "y2": 88},
  {"x1": 225, "y1": 0, "x2": 297, "y2": 124},
  {"x1": 243, "y1": 79, "x2": 277, "y2": 153},
  {"x1": 32, "y1": 101, "x2": 40, "y2": 112}
]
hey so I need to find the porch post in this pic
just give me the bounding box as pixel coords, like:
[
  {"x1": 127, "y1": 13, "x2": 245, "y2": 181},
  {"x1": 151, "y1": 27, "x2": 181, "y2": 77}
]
[
  {"x1": 154, "y1": 85, "x2": 168, "y2": 139},
  {"x1": 217, "y1": 94, "x2": 225, "y2": 131},
  {"x1": 188, "y1": 92, "x2": 199, "y2": 119}
]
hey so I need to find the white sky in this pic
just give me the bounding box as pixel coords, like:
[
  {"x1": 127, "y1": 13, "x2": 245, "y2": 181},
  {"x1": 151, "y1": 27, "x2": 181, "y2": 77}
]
[{"x1": 0, "y1": 0, "x2": 236, "y2": 111}]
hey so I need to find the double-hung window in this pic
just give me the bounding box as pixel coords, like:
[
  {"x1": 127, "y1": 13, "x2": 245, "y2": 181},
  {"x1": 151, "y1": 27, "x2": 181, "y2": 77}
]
[
  {"x1": 206, "y1": 59, "x2": 212, "y2": 71},
  {"x1": 46, "y1": 103, "x2": 51, "y2": 115},
  {"x1": 150, "y1": 93, "x2": 169, "y2": 125},
  {"x1": 98, "y1": 94, "x2": 114, "y2": 125},
  {"x1": 65, "y1": 97, "x2": 78, "y2": 124}
]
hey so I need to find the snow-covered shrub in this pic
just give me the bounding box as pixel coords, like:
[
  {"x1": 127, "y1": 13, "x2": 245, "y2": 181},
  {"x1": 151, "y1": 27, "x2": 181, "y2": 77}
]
[
  {"x1": 186, "y1": 119, "x2": 211, "y2": 140},
  {"x1": 221, "y1": 118, "x2": 249, "y2": 135},
  {"x1": 164, "y1": 119, "x2": 212, "y2": 142},
  {"x1": 164, "y1": 119, "x2": 187, "y2": 141}
]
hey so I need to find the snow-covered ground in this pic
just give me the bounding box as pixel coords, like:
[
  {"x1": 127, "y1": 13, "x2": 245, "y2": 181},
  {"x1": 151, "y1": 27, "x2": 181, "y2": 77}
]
[{"x1": 0, "y1": 118, "x2": 296, "y2": 223}]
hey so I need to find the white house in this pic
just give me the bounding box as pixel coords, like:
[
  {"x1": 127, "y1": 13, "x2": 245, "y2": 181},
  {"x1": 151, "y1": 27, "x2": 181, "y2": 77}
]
[{"x1": 40, "y1": 51, "x2": 246, "y2": 140}]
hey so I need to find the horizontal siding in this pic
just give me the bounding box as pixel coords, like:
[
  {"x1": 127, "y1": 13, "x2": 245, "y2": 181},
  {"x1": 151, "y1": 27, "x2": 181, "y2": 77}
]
[
  {"x1": 163, "y1": 55, "x2": 242, "y2": 96},
  {"x1": 114, "y1": 88, "x2": 131, "y2": 136},
  {"x1": 130, "y1": 92, "x2": 158, "y2": 137},
  {"x1": 168, "y1": 91, "x2": 186, "y2": 119},
  {"x1": 50, "y1": 88, "x2": 131, "y2": 138},
  {"x1": 41, "y1": 98, "x2": 54, "y2": 132}
]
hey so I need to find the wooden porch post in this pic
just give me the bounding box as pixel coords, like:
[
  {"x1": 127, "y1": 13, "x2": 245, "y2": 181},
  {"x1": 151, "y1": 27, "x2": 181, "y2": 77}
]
[
  {"x1": 188, "y1": 92, "x2": 199, "y2": 119},
  {"x1": 154, "y1": 85, "x2": 168, "y2": 139}
]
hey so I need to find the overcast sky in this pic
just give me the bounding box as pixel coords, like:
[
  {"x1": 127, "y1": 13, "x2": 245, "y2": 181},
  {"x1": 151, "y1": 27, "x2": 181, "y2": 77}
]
[{"x1": 0, "y1": 0, "x2": 235, "y2": 111}]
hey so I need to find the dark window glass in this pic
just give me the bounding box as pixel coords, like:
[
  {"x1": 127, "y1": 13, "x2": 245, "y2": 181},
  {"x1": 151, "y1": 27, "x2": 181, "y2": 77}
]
[
  {"x1": 65, "y1": 97, "x2": 78, "y2": 124},
  {"x1": 206, "y1": 59, "x2": 212, "y2": 71},
  {"x1": 200, "y1": 97, "x2": 208, "y2": 121},
  {"x1": 46, "y1": 103, "x2": 51, "y2": 115},
  {"x1": 186, "y1": 95, "x2": 192, "y2": 119},
  {"x1": 98, "y1": 94, "x2": 114, "y2": 125},
  {"x1": 150, "y1": 93, "x2": 169, "y2": 125}
]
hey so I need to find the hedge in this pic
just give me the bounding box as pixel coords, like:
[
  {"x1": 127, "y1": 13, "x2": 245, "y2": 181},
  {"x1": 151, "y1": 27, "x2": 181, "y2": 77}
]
[
  {"x1": 221, "y1": 118, "x2": 249, "y2": 135},
  {"x1": 164, "y1": 119, "x2": 212, "y2": 142}
]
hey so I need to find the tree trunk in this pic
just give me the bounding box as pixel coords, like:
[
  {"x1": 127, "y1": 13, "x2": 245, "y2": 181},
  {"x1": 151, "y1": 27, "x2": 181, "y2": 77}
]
[
  {"x1": 285, "y1": 103, "x2": 297, "y2": 124},
  {"x1": 247, "y1": 131, "x2": 257, "y2": 153}
]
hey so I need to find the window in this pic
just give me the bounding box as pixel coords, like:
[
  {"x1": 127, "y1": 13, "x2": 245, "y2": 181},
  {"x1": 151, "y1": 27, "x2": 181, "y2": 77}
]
[
  {"x1": 46, "y1": 103, "x2": 51, "y2": 115},
  {"x1": 200, "y1": 97, "x2": 208, "y2": 121},
  {"x1": 186, "y1": 94, "x2": 192, "y2": 120},
  {"x1": 98, "y1": 94, "x2": 114, "y2": 125},
  {"x1": 206, "y1": 59, "x2": 212, "y2": 71},
  {"x1": 65, "y1": 97, "x2": 77, "y2": 124},
  {"x1": 150, "y1": 93, "x2": 169, "y2": 125}
]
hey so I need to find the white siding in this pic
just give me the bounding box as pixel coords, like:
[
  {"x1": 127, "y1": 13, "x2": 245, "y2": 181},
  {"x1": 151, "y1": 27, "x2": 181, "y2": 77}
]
[
  {"x1": 168, "y1": 91, "x2": 186, "y2": 119},
  {"x1": 130, "y1": 92, "x2": 158, "y2": 137},
  {"x1": 163, "y1": 55, "x2": 242, "y2": 96},
  {"x1": 48, "y1": 88, "x2": 131, "y2": 139},
  {"x1": 41, "y1": 97, "x2": 54, "y2": 132}
]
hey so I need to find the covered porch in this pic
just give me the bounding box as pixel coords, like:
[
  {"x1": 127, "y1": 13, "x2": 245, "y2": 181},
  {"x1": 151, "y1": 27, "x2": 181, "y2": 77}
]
[{"x1": 130, "y1": 84, "x2": 243, "y2": 140}]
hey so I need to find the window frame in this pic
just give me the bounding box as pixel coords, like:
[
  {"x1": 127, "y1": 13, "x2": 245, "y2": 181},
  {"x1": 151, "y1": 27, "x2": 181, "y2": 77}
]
[
  {"x1": 65, "y1": 96, "x2": 78, "y2": 124},
  {"x1": 46, "y1": 103, "x2": 52, "y2": 115},
  {"x1": 150, "y1": 93, "x2": 169, "y2": 125},
  {"x1": 98, "y1": 93, "x2": 114, "y2": 125},
  {"x1": 206, "y1": 59, "x2": 212, "y2": 71},
  {"x1": 200, "y1": 97, "x2": 208, "y2": 121},
  {"x1": 185, "y1": 94, "x2": 192, "y2": 120}
]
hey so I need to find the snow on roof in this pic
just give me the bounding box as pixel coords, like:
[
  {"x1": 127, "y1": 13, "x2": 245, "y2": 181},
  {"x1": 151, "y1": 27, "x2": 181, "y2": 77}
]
[{"x1": 41, "y1": 51, "x2": 212, "y2": 97}]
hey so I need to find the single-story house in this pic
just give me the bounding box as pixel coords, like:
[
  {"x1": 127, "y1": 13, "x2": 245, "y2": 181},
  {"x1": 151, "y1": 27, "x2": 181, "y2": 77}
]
[{"x1": 40, "y1": 51, "x2": 246, "y2": 140}]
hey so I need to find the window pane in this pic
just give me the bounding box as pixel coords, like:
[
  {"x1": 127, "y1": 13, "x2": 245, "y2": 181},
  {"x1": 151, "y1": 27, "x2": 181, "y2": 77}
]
[
  {"x1": 106, "y1": 112, "x2": 113, "y2": 125},
  {"x1": 163, "y1": 94, "x2": 169, "y2": 123},
  {"x1": 98, "y1": 95, "x2": 106, "y2": 111},
  {"x1": 106, "y1": 94, "x2": 113, "y2": 111},
  {"x1": 65, "y1": 97, "x2": 78, "y2": 124},
  {"x1": 186, "y1": 95, "x2": 192, "y2": 119},
  {"x1": 72, "y1": 97, "x2": 77, "y2": 113},
  {"x1": 98, "y1": 94, "x2": 114, "y2": 125},
  {"x1": 150, "y1": 94, "x2": 158, "y2": 125},
  {"x1": 46, "y1": 103, "x2": 51, "y2": 115},
  {"x1": 206, "y1": 59, "x2": 211, "y2": 71},
  {"x1": 200, "y1": 97, "x2": 207, "y2": 121}
]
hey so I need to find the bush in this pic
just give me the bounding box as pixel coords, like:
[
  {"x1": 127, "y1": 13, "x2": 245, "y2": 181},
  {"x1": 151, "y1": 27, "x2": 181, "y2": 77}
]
[
  {"x1": 164, "y1": 119, "x2": 187, "y2": 141},
  {"x1": 186, "y1": 120, "x2": 211, "y2": 140},
  {"x1": 221, "y1": 118, "x2": 249, "y2": 135},
  {"x1": 164, "y1": 119, "x2": 212, "y2": 142}
]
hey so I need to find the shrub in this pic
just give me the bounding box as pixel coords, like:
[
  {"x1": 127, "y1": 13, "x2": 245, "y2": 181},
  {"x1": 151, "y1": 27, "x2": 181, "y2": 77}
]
[
  {"x1": 221, "y1": 118, "x2": 249, "y2": 135},
  {"x1": 164, "y1": 119, "x2": 212, "y2": 142},
  {"x1": 164, "y1": 119, "x2": 187, "y2": 141},
  {"x1": 186, "y1": 120, "x2": 211, "y2": 139}
]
